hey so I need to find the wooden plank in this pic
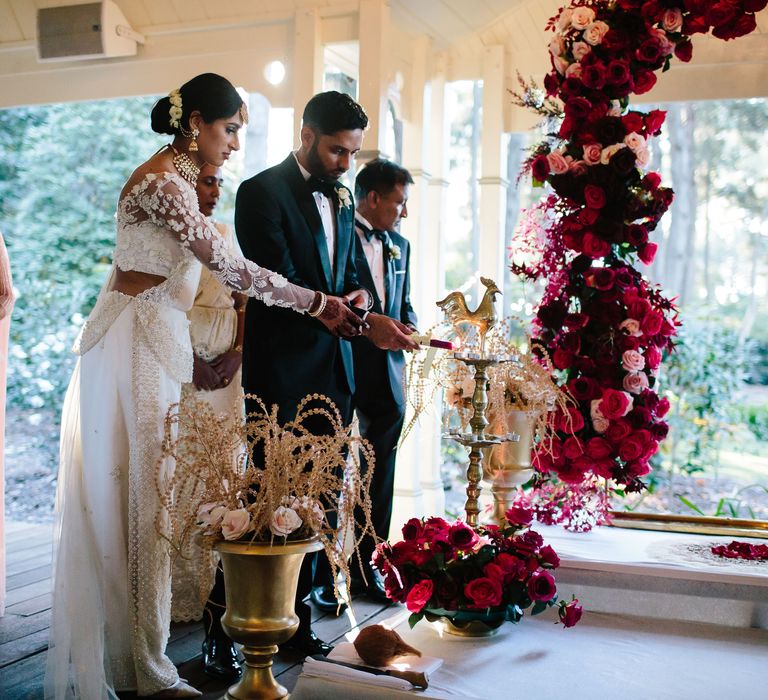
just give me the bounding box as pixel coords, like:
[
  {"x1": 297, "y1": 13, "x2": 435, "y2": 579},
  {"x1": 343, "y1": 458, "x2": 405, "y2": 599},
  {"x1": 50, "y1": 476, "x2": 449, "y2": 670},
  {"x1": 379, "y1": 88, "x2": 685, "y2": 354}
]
[
  {"x1": 0, "y1": 626, "x2": 49, "y2": 669},
  {"x1": 5, "y1": 528, "x2": 52, "y2": 550},
  {"x1": 4, "y1": 593, "x2": 51, "y2": 617},
  {"x1": 0, "y1": 649, "x2": 46, "y2": 700},
  {"x1": 4, "y1": 542, "x2": 53, "y2": 565},
  {"x1": 6, "y1": 565, "x2": 51, "y2": 592},
  {"x1": 4, "y1": 580, "x2": 51, "y2": 608},
  {"x1": 0, "y1": 609, "x2": 51, "y2": 646},
  {"x1": 6, "y1": 553, "x2": 52, "y2": 577}
]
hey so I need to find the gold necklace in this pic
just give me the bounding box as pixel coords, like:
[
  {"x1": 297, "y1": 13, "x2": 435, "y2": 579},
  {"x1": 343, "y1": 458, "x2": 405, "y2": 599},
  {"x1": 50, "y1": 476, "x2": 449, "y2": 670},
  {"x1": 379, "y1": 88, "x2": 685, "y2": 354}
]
[{"x1": 169, "y1": 145, "x2": 200, "y2": 185}]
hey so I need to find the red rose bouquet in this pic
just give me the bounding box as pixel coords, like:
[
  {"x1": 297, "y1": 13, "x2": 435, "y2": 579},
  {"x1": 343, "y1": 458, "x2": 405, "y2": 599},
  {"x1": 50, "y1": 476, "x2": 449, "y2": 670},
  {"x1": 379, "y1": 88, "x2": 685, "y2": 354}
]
[{"x1": 372, "y1": 505, "x2": 582, "y2": 630}]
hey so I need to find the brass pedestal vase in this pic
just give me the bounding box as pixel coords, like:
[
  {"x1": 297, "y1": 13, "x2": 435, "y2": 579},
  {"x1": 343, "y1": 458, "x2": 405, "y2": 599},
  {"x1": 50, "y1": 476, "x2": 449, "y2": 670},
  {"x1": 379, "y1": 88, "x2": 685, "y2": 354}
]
[
  {"x1": 423, "y1": 608, "x2": 506, "y2": 637},
  {"x1": 216, "y1": 537, "x2": 324, "y2": 700},
  {"x1": 484, "y1": 409, "x2": 539, "y2": 525}
]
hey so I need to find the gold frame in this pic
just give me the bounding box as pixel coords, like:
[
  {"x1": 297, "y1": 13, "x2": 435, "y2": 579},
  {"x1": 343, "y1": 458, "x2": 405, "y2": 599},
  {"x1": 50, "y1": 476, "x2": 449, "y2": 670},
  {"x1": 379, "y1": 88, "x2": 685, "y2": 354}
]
[{"x1": 609, "y1": 511, "x2": 768, "y2": 539}]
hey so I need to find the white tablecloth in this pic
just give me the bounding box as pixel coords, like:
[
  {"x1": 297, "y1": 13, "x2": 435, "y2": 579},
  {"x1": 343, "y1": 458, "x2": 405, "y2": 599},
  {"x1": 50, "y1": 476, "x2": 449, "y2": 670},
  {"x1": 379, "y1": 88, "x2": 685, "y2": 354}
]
[{"x1": 292, "y1": 609, "x2": 768, "y2": 700}]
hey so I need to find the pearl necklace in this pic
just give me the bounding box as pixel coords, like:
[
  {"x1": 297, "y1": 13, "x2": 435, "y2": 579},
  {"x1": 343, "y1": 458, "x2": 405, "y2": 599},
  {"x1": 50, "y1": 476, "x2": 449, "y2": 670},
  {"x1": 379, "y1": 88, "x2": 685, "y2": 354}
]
[{"x1": 170, "y1": 145, "x2": 200, "y2": 186}]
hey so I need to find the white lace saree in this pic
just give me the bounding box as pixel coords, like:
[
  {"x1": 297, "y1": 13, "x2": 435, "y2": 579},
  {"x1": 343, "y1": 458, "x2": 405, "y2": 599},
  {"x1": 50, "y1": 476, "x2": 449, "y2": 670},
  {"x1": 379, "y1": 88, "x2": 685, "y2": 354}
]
[{"x1": 46, "y1": 173, "x2": 315, "y2": 698}]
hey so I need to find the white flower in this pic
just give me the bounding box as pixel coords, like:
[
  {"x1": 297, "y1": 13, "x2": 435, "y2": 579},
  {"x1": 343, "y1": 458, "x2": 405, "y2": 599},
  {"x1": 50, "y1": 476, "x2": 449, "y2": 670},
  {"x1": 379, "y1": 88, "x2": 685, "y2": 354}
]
[
  {"x1": 583, "y1": 21, "x2": 610, "y2": 46},
  {"x1": 168, "y1": 88, "x2": 183, "y2": 129},
  {"x1": 336, "y1": 187, "x2": 352, "y2": 209},
  {"x1": 196, "y1": 502, "x2": 227, "y2": 529},
  {"x1": 221, "y1": 508, "x2": 253, "y2": 541},
  {"x1": 635, "y1": 147, "x2": 650, "y2": 167},
  {"x1": 624, "y1": 132, "x2": 646, "y2": 152},
  {"x1": 283, "y1": 496, "x2": 325, "y2": 531},
  {"x1": 270, "y1": 506, "x2": 303, "y2": 537},
  {"x1": 388, "y1": 243, "x2": 401, "y2": 261}
]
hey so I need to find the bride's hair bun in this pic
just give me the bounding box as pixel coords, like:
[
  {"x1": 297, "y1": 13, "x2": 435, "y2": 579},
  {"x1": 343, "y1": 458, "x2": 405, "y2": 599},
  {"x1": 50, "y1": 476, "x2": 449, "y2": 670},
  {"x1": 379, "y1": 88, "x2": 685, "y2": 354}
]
[{"x1": 150, "y1": 95, "x2": 177, "y2": 135}]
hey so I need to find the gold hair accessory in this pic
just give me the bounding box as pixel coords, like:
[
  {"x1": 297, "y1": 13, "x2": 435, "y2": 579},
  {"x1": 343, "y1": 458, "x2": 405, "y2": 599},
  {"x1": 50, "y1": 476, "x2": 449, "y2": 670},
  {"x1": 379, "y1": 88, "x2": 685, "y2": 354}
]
[
  {"x1": 168, "y1": 89, "x2": 183, "y2": 129},
  {"x1": 170, "y1": 144, "x2": 200, "y2": 186}
]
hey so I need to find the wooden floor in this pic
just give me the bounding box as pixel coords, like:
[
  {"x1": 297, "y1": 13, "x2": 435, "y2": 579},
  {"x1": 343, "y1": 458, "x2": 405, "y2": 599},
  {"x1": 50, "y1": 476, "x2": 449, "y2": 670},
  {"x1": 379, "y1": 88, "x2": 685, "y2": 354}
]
[{"x1": 1, "y1": 521, "x2": 397, "y2": 699}]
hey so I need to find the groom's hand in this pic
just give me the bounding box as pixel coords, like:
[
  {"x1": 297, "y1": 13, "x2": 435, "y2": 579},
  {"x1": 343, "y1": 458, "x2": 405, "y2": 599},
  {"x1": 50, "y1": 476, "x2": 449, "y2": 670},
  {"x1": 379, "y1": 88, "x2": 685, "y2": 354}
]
[
  {"x1": 363, "y1": 314, "x2": 419, "y2": 351},
  {"x1": 318, "y1": 296, "x2": 366, "y2": 338},
  {"x1": 343, "y1": 288, "x2": 372, "y2": 310}
]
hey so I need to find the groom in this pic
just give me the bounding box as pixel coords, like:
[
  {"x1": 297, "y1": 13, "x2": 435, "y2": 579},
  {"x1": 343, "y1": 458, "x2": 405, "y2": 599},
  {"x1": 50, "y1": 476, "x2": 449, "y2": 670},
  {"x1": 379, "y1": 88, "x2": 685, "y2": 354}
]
[{"x1": 228, "y1": 92, "x2": 417, "y2": 660}]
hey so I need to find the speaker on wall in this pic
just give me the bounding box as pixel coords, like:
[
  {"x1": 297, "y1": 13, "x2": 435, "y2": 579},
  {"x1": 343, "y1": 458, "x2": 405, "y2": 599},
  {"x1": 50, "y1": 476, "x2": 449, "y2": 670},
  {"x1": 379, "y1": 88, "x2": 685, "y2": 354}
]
[{"x1": 37, "y1": 0, "x2": 144, "y2": 63}]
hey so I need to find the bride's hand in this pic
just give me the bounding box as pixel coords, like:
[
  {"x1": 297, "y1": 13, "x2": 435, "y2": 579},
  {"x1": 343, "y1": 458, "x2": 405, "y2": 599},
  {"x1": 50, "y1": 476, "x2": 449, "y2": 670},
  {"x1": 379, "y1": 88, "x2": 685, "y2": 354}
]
[
  {"x1": 192, "y1": 355, "x2": 223, "y2": 392},
  {"x1": 317, "y1": 295, "x2": 365, "y2": 338}
]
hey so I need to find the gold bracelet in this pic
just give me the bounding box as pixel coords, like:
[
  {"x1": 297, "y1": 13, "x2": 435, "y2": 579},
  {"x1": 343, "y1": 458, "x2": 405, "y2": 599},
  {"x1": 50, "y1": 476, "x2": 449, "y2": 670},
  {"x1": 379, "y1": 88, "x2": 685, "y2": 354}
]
[{"x1": 308, "y1": 291, "x2": 327, "y2": 318}]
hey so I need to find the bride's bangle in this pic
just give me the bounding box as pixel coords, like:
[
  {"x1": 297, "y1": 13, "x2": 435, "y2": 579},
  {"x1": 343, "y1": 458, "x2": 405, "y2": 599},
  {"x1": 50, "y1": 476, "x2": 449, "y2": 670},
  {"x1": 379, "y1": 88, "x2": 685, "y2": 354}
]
[{"x1": 308, "y1": 291, "x2": 327, "y2": 318}]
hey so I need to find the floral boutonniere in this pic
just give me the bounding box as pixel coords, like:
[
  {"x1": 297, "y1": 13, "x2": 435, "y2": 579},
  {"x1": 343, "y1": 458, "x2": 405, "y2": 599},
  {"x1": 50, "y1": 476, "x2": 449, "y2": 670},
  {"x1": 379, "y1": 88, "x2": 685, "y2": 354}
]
[
  {"x1": 387, "y1": 243, "x2": 401, "y2": 261},
  {"x1": 336, "y1": 187, "x2": 352, "y2": 209}
]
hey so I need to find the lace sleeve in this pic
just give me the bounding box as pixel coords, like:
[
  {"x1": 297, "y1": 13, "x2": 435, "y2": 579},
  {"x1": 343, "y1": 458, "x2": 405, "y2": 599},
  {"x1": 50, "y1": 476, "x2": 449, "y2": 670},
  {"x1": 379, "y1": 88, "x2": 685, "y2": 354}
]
[{"x1": 130, "y1": 173, "x2": 315, "y2": 312}]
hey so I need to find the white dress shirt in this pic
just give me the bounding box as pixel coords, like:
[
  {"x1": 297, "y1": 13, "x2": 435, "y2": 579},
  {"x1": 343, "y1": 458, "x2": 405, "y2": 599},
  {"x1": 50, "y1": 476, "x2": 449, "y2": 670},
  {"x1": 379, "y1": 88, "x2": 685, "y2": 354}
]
[
  {"x1": 355, "y1": 212, "x2": 386, "y2": 309},
  {"x1": 293, "y1": 152, "x2": 335, "y2": 279}
]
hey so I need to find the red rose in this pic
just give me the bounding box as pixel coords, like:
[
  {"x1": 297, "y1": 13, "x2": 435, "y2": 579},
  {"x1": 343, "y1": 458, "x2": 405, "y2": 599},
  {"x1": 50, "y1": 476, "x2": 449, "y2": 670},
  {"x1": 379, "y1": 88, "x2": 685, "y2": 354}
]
[
  {"x1": 552, "y1": 347, "x2": 574, "y2": 370},
  {"x1": 578, "y1": 207, "x2": 600, "y2": 226},
  {"x1": 449, "y1": 521, "x2": 479, "y2": 549},
  {"x1": 565, "y1": 312, "x2": 589, "y2": 330},
  {"x1": 563, "y1": 436, "x2": 585, "y2": 460},
  {"x1": 636, "y1": 39, "x2": 663, "y2": 64},
  {"x1": 638, "y1": 242, "x2": 658, "y2": 265},
  {"x1": 606, "y1": 60, "x2": 631, "y2": 86},
  {"x1": 586, "y1": 437, "x2": 613, "y2": 460},
  {"x1": 568, "y1": 377, "x2": 599, "y2": 402},
  {"x1": 564, "y1": 97, "x2": 592, "y2": 118},
  {"x1": 526, "y1": 570, "x2": 557, "y2": 602},
  {"x1": 634, "y1": 70, "x2": 658, "y2": 95},
  {"x1": 531, "y1": 154, "x2": 549, "y2": 182},
  {"x1": 582, "y1": 233, "x2": 611, "y2": 258},
  {"x1": 657, "y1": 397, "x2": 671, "y2": 417},
  {"x1": 405, "y1": 579, "x2": 434, "y2": 613},
  {"x1": 464, "y1": 577, "x2": 503, "y2": 609},
  {"x1": 641, "y1": 310, "x2": 664, "y2": 335},
  {"x1": 495, "y1": 552, "x2": 527, "y2": 581},
  {"x1": 505, "y1": 503, "x2": 534, "y2": 527},
  {"x1": 622, "y1": 111, "x2": 644, "y2": 134},
  {"x1": 645, "y1": 346, "x2": 662, "y2": 370},
  {"x1": 713, "y1": 14, "x2": 757, "y2": 40},
  {"x1": 625, "y1": 224, "x2": 648, "y2": 246},
  {"x1": 599, "y1": 389, "x2": 633, "y2": 420},
  {"x1": 559, "y1": 599, "x2": 583, "y2": 628},
  {"x1": 584, "y1": 185, "x2": 606, "y2": 209},
  {"x1": 618, "y1": 432, "x2": 647, "y2": 462},
  {"x1": 644, "y1": 110, "x2": 666, "y2": 135},
  {"x1": 744, "y1": 1, "x2": 768, "y2": 12},
  {"x1": 674, "y1": 39, "x2": 693, "y2": 62},
  {"x1": 484, "y1": 562, "x2": 506, "y2": 583},
  {"x1": 539, "y1": 545, "x2": 561, "y2": 569},
  {"x1": 582, "y1": 63, "x2": 607, "y2": 89},
  {"x1": 401, "y1": 517, "x2": 423, "y2": 541}
]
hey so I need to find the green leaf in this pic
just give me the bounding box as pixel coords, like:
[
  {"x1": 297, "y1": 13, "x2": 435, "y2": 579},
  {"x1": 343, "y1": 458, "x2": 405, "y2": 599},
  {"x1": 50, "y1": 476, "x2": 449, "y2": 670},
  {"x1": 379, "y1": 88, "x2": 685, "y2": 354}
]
[
  {"x1": 676, "y1": 495, "x2": 705, "y2": 516},
  {"x1": 408, "y1": 612, "x2": 423, "y2": 629}
]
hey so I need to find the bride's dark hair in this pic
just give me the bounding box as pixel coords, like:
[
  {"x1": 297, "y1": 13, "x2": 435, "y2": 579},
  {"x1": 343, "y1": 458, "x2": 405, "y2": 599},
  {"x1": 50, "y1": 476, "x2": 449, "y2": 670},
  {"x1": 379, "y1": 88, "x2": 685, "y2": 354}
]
[{"x1": 150, "y1": 73, "x2": 244, "y2": 135}]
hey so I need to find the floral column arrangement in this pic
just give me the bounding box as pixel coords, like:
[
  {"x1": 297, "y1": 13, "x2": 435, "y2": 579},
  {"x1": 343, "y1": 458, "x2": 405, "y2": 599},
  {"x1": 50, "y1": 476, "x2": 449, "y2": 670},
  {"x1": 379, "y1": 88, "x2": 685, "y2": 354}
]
[{"x1": 514, "y1": 0, "x2": 765, "y2": 495}]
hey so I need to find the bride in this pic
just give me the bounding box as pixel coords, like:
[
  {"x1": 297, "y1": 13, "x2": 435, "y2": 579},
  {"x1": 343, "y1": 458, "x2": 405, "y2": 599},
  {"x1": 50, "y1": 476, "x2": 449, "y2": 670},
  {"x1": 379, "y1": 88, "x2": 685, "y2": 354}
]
[{"x1": 45, "y1": 73, "x2": 364, "y2": 699}]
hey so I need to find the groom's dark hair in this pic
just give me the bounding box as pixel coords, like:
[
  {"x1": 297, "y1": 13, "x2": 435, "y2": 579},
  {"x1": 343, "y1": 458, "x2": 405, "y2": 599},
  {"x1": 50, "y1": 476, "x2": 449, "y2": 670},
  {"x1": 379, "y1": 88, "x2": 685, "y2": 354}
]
[{"x1": 302, "y1": 91, "x2": 368, "y2": 135}]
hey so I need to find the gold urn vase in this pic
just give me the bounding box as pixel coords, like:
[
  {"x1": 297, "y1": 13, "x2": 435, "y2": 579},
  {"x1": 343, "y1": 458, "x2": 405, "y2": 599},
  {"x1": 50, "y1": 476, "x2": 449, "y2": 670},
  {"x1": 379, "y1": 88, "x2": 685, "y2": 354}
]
[
  {"x1": 483, "y1": 409, "x2": 539, "y2": 525},
  {"x1": 215, "y1": 537, "x2": 324, "y2": 700}
]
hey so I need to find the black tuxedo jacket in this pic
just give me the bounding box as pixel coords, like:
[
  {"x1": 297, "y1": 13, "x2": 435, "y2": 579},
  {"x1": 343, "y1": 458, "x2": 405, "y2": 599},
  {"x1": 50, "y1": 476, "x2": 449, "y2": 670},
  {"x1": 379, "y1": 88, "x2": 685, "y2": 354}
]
[
  {"x1": 235, "y1": 154, "x2": 360, "y2": 407},
  {"x1": 351, "y1": 222, "x2": 418, "y2": 406}
]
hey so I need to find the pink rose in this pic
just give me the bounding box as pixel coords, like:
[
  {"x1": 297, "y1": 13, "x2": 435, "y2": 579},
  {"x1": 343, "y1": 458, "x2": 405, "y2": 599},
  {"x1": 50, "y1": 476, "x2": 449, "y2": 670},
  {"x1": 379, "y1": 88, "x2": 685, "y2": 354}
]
[
  {"x1": 635, "y1": 147, "x2": 651, "y2": 167},
  {"x1": 620, "y1": 318, "x2": 642, "y2": 337},
  {"x1": 464, "y1": 577, "x2": 503, "y2": 609},
  {"x1": 549, "y1": 36, "x2": 565, "y2": 57},
  {"x1": 623, "y1": 371, "x2": 650, "y2": 394},
  {"x1": 547, "y1": 151, "x2": 570, "y2": 175},
  {"x1": 583, "y1": 20, "x2": 610, "y2": 46},
  {"x1": 572, "y1": 41, "x2": 591, "y2": 60},
  {"x1": 622, "y1": 349, "x2": 645, "y2": 371},
  {"x1": 556, "y1": 8, "x2": 573, "y2": 32},
  {"x1": 553, "y1": 55, "x2": 570, "y2": 75},
  {"x1": 222, "y1": 508, "x2": 254, "y2": 541},
  {"x1": 600, "y1": 143, "x2": 626, "y2": 165},
  {"x1": 662, "y1": 8, "x2": 683, "y2": 32},
  {"x1": 570, "y1": 6, "x2": 596, "y2": 30},
  {"x1": 565, "y1": 63, "x2": 583, "y2": 79},
  {"x1": 269, "y1": 505, "x2": 302, "y2": 537},
  {"x1": 526, "y1": 570, "x2": 557, "y2": 601},
  {"x1": 405, "y1": 579, "x2": 434, "y2": 613},
  {"x1": 624, "y1": 132, "x2": 646, "y2": 152},
  {"x1": 598, "y1": 389, "x2": 633, "y2": 420},
  {"x1": 582, "y1": 142, "x2": 603, "y2": 165}
]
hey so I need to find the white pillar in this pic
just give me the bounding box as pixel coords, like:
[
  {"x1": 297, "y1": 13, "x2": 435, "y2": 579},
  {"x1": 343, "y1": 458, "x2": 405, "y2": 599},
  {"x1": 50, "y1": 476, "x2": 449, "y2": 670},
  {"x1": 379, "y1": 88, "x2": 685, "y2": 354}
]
[
  {"x1": 357, "y1": 0, "x2": 392, "y2": 162},
  {"x1": 292, "y1": 8, "x2": 324, "y2": 147},
  {"x1": 477, "y1": 45, "x2": 508, "y2": 295},
  {"x1": 391, "y1": 45, "x2": 448, "y2": 529}
]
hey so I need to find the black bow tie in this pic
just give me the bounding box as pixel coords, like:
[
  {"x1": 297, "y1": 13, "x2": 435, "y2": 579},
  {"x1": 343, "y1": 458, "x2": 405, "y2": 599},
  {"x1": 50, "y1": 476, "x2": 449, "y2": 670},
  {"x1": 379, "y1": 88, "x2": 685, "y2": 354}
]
[
  {"x1": 308, "y1": 176, "x2": 336, "y2": 198},
  {"x1": 362, "y1": 226, "x2": 388, "y2": 243}
]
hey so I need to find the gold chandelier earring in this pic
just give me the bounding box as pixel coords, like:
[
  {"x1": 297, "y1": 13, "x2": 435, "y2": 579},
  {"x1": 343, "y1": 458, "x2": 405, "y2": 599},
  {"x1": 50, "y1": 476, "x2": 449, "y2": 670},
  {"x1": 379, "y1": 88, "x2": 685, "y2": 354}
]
[{"x1": 189, "y1": 127, "x2": 199, "y2": 152}]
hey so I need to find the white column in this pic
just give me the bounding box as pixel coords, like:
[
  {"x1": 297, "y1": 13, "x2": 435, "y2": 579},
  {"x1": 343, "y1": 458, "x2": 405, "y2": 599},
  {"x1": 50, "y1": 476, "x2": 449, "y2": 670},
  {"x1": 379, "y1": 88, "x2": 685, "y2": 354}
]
[
  {"x1": 292, "y1": 8, "x2": 324, "y2": 147},
  {"x1": 391, "y1": 45, "x2": 448, "y2": 529},
  {"x1": 477, "y1": 45, "x2": 508, "y2": 295},
  {"x1": 357, "y1": 0, "x2": 392, "y2": 162}
]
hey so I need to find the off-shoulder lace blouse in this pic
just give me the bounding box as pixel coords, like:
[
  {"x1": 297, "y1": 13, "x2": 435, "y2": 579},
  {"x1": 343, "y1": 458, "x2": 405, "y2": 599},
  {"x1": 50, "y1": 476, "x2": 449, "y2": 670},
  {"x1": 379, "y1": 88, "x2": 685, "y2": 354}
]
[{"x1": 114, "y1": 172, "x2": 315, "y2": 311}]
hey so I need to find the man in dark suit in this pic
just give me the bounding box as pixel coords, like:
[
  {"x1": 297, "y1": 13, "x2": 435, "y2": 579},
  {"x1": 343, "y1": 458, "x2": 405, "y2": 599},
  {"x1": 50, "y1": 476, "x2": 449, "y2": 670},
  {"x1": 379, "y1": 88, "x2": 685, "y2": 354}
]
[
  {"x1": 216, "y1": 92, "x2": 416, "y2": 662},
  {"x1": 349, "y1": 159, "x2": 417, "y2": 601}
]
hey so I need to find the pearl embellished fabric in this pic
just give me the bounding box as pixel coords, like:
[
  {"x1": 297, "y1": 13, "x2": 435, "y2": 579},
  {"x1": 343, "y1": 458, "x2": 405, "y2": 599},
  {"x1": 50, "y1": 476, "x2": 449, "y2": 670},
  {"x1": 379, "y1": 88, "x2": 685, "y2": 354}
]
[{"x1": 47, "y1": 173, "x2": 315, "y2": 698}]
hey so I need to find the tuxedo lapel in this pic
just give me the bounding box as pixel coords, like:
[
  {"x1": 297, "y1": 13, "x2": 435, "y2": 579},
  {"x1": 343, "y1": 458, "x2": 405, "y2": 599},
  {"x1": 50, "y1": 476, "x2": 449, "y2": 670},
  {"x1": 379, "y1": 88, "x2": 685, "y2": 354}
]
[
  {"x1": 280, "y1": 156, "x2": 334, "y2": 291},
  {"x1": 381, "y1": 231, "x2": 396, "y2": 317},
  {"x1": 333, "y1": 188, "x2": 353, "y2": 294}
]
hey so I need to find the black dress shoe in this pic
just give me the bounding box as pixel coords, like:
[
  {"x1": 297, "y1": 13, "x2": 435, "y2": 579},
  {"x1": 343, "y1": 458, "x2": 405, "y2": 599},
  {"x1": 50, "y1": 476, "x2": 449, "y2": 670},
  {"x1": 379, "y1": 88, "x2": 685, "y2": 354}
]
[
  {"x1": 202, "y1": 636, "x2": 242, "y2": 683},
  {"x1": 310, "y1": 585, "x2": 348, "y2": 614},
  {"x1": 281, "y1": 629, "x2": 333, "y2": 657}
]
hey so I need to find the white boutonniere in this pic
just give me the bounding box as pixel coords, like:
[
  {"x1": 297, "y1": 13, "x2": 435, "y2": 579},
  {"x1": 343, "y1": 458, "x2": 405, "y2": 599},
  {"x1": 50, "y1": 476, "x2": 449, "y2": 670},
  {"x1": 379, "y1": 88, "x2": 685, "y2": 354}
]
[
  {"x1": 387, "y1": 243, "x2": 401, "y2": 261},
  {"x1": 336, "y1": 187, "x2": 352, "y2": 209}
]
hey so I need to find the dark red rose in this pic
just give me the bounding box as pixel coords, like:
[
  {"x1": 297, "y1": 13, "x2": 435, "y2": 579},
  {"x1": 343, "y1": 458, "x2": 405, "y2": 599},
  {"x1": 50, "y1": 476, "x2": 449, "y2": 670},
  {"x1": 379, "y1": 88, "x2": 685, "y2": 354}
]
[
  {"x1": 594, "y1": 268, "x2": 616, "y2": 290},
  {"x1": 564, "y1": 312, "x2": 589, "y2": 330},
  {"x1": 586, "y1": 437, "x2": 613, "y2": 460},
  {"x1": 559, "y1": 599, "x2": 583, "y2": 628},
  {"x1": 625, "y1": 224, "x2": 648, "y2": 246},
  {"x1": 641, "y1": 310, "x2": 664, "y2": 335},
  {"x1": 544, "y1": 71, "x2": 560, "y2": 96},
  {"x1": 641, "y1": 0, "x2": 663, "y2": 21},
  {"x1": 628, "y1": 407, "x2": 653, "y2": 429},
  {"x1": 610, "y1": 147, "x2": 638, "y2": 175},
  {"x1": 626, "y1": 459, "x2": 651, "y2": 478},
  {"x1": 563, "y1": 436, "x2": 585, "y2": 460},
  {"x1": 578, "y1": 207, "x2": 600, "y2": 226},
  {"x1": 638, "y1": 242, "x2": 658, "y2": 265},
  {"x1": 622, "y1": 111, "x2": 645, "y2": 134},
  {"x1": 435, "y1": 573, "x2": 460, "y2": 606},
  {"x1": 643, "y1": 171, "x2": 662, "y2": 189},
  {"x1": 527, "y1": 570, "x2": 557, "y2": 602},
  {"x1": 513, "y1": 530, "x2": 543, "y2": 556},
  {"x1": 449, "y1": 521, "x2": 479, "y2": 549},
  {"x1": 582, "y1": 63, "x2": 607, "y2": 90},
  {"x1": 651, "y1": 422, "x2": 669, "y2": 440},
  {"x1": 553, "y1": 347, "x2": 574, "y2": 370},
  {"x1": 560, "y1": 332, "x2": 581, "y2": 353},
  {"x1": 619, "y1": 433, "x2": 646, "y2": 461},
  {"x1": 634, "y1": 70, "x2": 658, "y2": 95},
  {"x1": 582, "y1": 232, "x2": 611, "y2": 258},
  {"x1": 464, "y1": 577, "x2": 503, "y2": 609},
  {"x1": 744, "y1": 0, "x2": 768, "y2": 11},
  {"x1": 539, "y1": 544, "x2": 560, "y2": 569},
  {"x1": 402, "y1": 517, "x2": 423, "y2": 542},
  {"x1": 505, "y1": 503, "x2": 534, "y2": 527},
  {"x1": 565, "y1": 97, "x2": 592, "y2": 118},
  {"x1": 584, "y1": 185, "x2": 607, "y2": 209},
  {"x1": 683, "y1": 15, "x2": 710, "y2": 35},
  {"x1": 644, "y1": 110, "x2": 666, "y2": 135},
  {"x1": 713, "y1": 14, "x2": 757, "y2": 40},
  {"x1": 605, "y1": 418, "x2": 632, "y2": 443},
  {"x1": 531, "y1": 154, "x2": 550, "y2": 182},
  {"x1": 614, "y1": 267, "x2": 635, "y2": 288},
  {"x1": 595, "y1": 116, "x2": 626, "y2": 145},
  {"x1": 405, "y1": 579, "x2": 434, "y2": 613},
  {"x1": 636, "y1": 39, "x2": 664, "y2": 64},
  {"x1": 568, "y1": 377, "x2": 599, "y2": 401},
  {"x1": 707, "y1": 3, "x2": 739, "y2": 28},
  {"x1": 674, "y1": 39, "x2": 693, "y2": 62},
  {"x1": 606, "y1": 60, "x2": 631, "y2": 86},
  {"x1": 382, "y1": 571, "x2": 407, "y2": 602}
]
